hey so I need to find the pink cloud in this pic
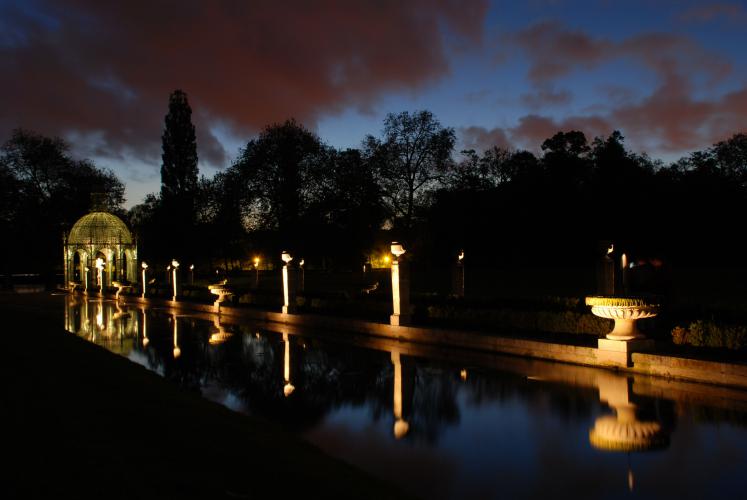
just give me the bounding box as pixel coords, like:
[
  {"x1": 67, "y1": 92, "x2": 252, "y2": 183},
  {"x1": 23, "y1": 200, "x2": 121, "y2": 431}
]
[{"x1": 0, "y1": 0, "x2": 488, "y2": 167}]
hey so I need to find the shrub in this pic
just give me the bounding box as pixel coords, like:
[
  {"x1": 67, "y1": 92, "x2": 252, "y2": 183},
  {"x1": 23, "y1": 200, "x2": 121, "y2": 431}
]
[
  {"x1": 670, "y1": 321, "x2": 747, "y2": 350},
  {"x1": 671, "y1": 326, "x2": 687, "y2": 345}
]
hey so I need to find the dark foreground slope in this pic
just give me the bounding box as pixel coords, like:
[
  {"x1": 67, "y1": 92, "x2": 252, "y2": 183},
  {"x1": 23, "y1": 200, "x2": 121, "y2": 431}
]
[{"x1": 1, "y1": 293, "x2": 407, "y2": 500}]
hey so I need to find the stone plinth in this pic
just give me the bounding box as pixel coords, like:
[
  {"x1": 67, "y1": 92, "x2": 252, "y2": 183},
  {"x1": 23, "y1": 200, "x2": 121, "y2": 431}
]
[
  {"x1": 389, "y1": 314, "x2": 410, "y2": 327},
  {"x1": 597, "y1": 338, "x2": 655, "y2": 367}
]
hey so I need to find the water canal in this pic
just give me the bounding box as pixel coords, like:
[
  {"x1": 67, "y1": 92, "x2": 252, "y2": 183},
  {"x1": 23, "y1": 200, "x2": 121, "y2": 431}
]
[{"x1": 64, "y1": 296, "x2": 747, "y2": 499}]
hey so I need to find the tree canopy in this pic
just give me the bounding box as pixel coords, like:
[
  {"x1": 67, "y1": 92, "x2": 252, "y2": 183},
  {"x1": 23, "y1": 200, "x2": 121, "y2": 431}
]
[
  {"x1": 0, "y1": 128, "x2": 124, "y2": 276},
  {"x1": 364, "y1": 110, "x2": 455, "y2": 232}
]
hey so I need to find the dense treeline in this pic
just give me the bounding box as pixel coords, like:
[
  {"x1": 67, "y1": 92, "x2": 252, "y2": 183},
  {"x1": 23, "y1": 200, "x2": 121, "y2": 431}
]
[{"x1": 2, "y1": 95, "x2": 746, "y2": 284}]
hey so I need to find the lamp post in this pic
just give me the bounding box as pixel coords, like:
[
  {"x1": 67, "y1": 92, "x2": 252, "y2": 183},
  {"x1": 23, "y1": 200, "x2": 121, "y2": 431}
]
[
  {"x1": 253, "y1": 257, "x2": 260, "y2": 289},
  {"x1": 166, "y1": 265, "x2": 171, "y2": 285},
  {"x1": 84, "y1": 266, "x2": 89, "y2": 295},
  {"x1": 299, "y1": 259, "x2": 305, "y2": 293},
  {"x1": 189, "y1": 264, "x2": 194, "y2": 285},
  {"x1": 390, "y1": 242, "x2": 409, "y2": 326},
  {"x1": 281, "y1": 251, "x2": 293, "y2": 314},
  {"x1": 141, "y1": 262, "x2": 148, "y2": 299},
  {"x1": 171, "y1": 259, "x2": 180, "y2": 302}
]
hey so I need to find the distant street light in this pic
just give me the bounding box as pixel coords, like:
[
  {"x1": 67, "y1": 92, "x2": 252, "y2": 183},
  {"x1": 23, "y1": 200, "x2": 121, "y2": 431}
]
[
  {"x1": 84, "y1": 266, "x2": 89, "y2": 295},
  {"x1": 189, "y1": 264, "x2": 194, "y2": 285},
  {"x1": 141, "y1": 261, "x2": 148, "y2": 299}
]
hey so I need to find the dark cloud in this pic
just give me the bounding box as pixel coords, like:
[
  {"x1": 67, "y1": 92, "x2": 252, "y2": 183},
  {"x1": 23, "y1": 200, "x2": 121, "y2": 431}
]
[
  {"x1": 496, "y1": 21, "x2": 743, "y2": 155},
  {"x1": 459, "y1": 125, "x2": 512, "y2": 152},
  {"x1": 510, "y1": 21, "x2": 731, "y2": 86},
  {"x1": 461, "y1": 81, "x2": 747, "y2": 156},
  {"x1": 678, "y1": 2, "x2": 747, "y2": 23},
  {"x1": 0, "y1": 0, "x2": 488, "y2": 169},
  {"x1": 520, "y1": 88, "x2": 572, "y2": 109}
]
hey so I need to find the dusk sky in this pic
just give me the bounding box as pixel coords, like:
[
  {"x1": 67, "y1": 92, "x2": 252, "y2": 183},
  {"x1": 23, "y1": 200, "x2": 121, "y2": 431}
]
[{"x1": 2, "y1": 0, "x2": 747, "y2": 207}]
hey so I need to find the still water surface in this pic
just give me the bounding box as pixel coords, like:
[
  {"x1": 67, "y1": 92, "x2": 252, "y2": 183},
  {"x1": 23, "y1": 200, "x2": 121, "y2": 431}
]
[{"x1": 64, "y1": 296, "x2": 747, "y2": 499}]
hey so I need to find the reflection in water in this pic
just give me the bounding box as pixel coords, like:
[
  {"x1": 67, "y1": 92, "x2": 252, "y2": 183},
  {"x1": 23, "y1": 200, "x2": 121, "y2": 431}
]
[
  {"x1": 172, "y1": 314, "x2": 181, "y2": 359},
  {"x1": 209, "y1": 318, "x2": 232, "y2": 345},
  {"x1": 589, "y1": 372, "x2": 669, "y2": 492},
  {"x1": 62, "y1": 296, "x2": 747, "y2": 499},
  {"x1": 589, "y1": 373, "x2": 668, "y2": 452},
  {"x1": 283, "y1": 333, "x2": 295, "y2": 397},
  {"x1": 391, "y1": 351, "x2": 414, "y2": 439},
  {"x1": 66, "y1": 296, "x2": 138, "y2": 355},
  {"x1": 141, "y1": 307, "x2": 149, "y2": 347}
]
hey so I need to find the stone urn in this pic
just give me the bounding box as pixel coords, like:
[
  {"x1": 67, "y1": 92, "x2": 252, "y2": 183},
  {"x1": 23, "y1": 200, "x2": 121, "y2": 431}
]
[
  {"x1": 585, "y1": 296, "x2": 660, "y2": 341},
  {"x1": 208, "y1": 280, "x2": 234, "y2": 312}
]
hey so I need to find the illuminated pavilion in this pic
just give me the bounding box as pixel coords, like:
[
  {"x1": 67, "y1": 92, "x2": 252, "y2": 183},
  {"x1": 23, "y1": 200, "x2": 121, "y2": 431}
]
[{"x1": 63, "y1": 209, "x2": 138, "y2": 290}]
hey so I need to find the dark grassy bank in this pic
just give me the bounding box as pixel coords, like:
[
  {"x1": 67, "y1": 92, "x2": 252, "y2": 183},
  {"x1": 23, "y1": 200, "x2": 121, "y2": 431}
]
[{"x1": 1, "y1": 293, "x2": 408, "y2": 500}]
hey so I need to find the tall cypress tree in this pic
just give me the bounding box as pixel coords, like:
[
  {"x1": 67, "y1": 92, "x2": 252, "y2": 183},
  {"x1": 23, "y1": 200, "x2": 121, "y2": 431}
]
[{"x1": 160, "y1": 89, "x2": 198, "y2": 211}]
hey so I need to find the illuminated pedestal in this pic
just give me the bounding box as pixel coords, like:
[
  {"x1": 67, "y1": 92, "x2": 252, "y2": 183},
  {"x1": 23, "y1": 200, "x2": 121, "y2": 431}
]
[
  {"x1": 281, "y1": 252, "x2": 296, "y2": 315},
  {"x1": 586, "y1": 296, "x2": 659, "y2": 367},
  {"x1": 389, "y1": 243, "x2": 410, "y2": 326}
]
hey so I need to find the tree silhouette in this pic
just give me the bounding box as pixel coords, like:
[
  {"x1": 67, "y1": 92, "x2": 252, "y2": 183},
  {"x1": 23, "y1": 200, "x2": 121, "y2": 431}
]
[
  {"x1": 0, "y1": 129, "x2": 124, "y2": 278},
  {"x1": 231, "y1": 119, "x2": 325, "y2": 244},
  {"x1": 364, "y1": 110, "x2": 455, "y2": 232},
  {"x1": 160, "y1": 89, "x2": 198, "y2": 215}
]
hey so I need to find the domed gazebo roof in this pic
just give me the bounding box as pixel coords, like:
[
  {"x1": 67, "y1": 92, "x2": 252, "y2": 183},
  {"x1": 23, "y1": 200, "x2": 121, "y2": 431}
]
[{"x1": 67, "y1": 211, "x2": 133, "y2": 246}]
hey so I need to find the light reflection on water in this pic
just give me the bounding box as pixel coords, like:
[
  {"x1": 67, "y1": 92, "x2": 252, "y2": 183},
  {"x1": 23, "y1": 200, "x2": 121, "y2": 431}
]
[{"x1": 64, "y1": 296, "x2": 747, "y2": 499}]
